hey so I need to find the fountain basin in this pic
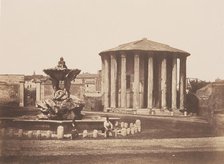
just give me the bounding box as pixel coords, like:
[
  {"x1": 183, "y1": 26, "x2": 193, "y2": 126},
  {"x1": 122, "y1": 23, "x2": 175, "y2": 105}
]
[
  {"x1": 43, "y1": 68, "x2": 81, "y2": 81},
  {"x1": 0, "y1": 117, "x2": 120, "y2": 133}
]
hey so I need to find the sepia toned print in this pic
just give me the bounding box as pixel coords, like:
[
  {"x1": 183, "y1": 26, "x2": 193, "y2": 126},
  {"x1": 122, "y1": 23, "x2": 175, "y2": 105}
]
[{"x1": 0, "y1": 0, "x2": 224, "y2": 163}]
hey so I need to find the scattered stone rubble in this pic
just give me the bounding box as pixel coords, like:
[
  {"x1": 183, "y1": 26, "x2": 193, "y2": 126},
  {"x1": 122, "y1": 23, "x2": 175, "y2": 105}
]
[{"x1": 0, "y1": 119, "x2": 142, "y2": 140}]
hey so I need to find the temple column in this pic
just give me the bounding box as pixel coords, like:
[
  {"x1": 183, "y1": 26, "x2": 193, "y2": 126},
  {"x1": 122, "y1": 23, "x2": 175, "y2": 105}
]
[
  {"x1": 104, "y1": 56, "x2": 110, "y2": 110},
  {"x1": 19, "y1": 81, "x2": 25, "y2": 107},
  {"x1": 171, "y1": 57, "x2": 177, "y2": 110},
  {"x1": 41, "y1": 83, "x2": 45, "y2": 100},
  {"x1": 110, "y1": 54, "x2": 117, "y2": 108},
  {"x1": 133, "y1": 53, "x2": 140, "y2": 109},
  {"x1": 120, "y1": 53, "x2": 126, "y2": 108},
  {"x1": 147, "y1": 56, "x2": 153, "y2": 109},
  {"x1": 101, "y1": 57, "x2": 105, "y2": 94},
  {"x1": 161, "y1": 57, "x2": 167, "y2": 110},
  {"x1": 36, "y1": 80, "x2": 41, "y2": 104},
  {"x1": 179, "y1": 57, "x2": 187, "y2": 110}
]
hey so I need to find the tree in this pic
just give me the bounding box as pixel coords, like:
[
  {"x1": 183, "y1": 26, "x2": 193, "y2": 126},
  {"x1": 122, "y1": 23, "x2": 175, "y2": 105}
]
[{"x1": 188, "y1": 79, "x2": 210, "y2": 93}]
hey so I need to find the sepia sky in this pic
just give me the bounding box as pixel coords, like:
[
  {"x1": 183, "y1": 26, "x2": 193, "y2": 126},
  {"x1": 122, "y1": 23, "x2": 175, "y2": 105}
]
[{"x1": 0, "y1": 0, "x2": 223, "y2": 81}]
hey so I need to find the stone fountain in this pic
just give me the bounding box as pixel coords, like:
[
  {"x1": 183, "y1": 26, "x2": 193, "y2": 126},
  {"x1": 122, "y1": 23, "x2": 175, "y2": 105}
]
[
  {"x1": 0, "y1": 58, "x2": 121, "y2": 140},
  {"x1": 37, "y1": 57, "x2": 85, "y2": 120}
]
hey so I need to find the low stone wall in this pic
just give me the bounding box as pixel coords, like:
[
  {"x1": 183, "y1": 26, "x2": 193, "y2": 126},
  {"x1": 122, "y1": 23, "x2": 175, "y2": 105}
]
[
  {"x1": 70, "y1": 84, "x2": 84, "y2": 99},
  {"x1": 0, "y1": 74, "x2": 24, "y2": 84},
  {"x1": 84, "y1": 96, "x2": 103, "y2": 111},
  {"x1": 41, "y1": 83, "x2": 84, "y2": 100},
  {"x1": 0, "y1": 83, "x2": 20, "y2": 106},
  {"x1": 43, "y1": 84, "x2": 54, "y2": 100},
  {"x1": 0, "y1": 106, "x2": 39, "y2": 117},
  {"x1": 196, "y1": 83, "x2": 224, "y2": 116}
]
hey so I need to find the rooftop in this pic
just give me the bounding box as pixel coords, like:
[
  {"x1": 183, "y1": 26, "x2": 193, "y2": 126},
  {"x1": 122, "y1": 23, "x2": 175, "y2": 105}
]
[{"x1": 99, "y1": 38, "x2": 190, "y2": 57}]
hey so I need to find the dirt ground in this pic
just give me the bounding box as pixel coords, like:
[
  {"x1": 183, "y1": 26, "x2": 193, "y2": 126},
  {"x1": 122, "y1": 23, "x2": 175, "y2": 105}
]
[
  {"x1": 86, "y1": 113, "x2": 217, "y2": 139},
  {"x1": 1, "y1": 113, "x2": 224, "y2": 163},
  {"x1": 2, "y1": 152, "x2": 224, "y2": 164}
]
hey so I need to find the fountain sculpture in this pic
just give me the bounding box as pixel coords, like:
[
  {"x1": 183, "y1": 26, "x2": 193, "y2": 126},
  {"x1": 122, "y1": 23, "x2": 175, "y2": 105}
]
[{"x1": 37, "y1": 57, "x2": 85, "y2": 120}]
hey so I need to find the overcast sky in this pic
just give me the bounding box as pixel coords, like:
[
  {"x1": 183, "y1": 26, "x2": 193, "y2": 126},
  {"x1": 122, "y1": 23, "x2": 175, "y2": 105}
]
[{"x1": 0, "y1": 0, "x2": 223, "y2": 81}]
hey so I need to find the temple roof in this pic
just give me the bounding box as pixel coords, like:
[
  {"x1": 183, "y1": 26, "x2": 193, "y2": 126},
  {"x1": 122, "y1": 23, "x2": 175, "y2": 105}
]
[{"x1": 99, "y1": 38, "x2": 190, "y2": 57}]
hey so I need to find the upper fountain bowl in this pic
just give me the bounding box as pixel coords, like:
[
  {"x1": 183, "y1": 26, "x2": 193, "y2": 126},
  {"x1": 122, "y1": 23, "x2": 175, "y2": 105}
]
[{"x1": 43, "y1": 68, "x2": 81, "y2": 81}]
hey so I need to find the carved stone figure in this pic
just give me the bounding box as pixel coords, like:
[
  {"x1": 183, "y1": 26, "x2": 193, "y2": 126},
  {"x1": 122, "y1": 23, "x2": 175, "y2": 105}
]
[{"x1": 57, "y1": 57, "x2": 67, "y2": 69}]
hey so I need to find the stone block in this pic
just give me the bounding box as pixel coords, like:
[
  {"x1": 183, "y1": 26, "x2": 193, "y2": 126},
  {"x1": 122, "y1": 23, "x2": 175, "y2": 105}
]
[
  {"x1": 131, "y1": 127, "x2": 135, "y2": 135},
  {"x1": 120, "y1": 122, "x2": 124, "y2": 128},
  {"x1": 127, "y1": 128, "x2": 131, "y2": 135},
  {"x1": 135, "y1": 120, "x2": 141, "y2": 126},
  {"x1": 0, "y1": 128, "x2": 5, "y2": 137},
  {"x1": 151, "y1": 110, "x2": 155, "y2": 115},
  {"x1": 93, "y1": 130, "x2": 98, "y2": 138},
  {"x1": 64, "y1": 134, "x2": 71, "y2": 139},
  {"x1": 137, "y1": 127, "x2": 141, "y2": 132},
  {"x1": 83, "y1": 130, "x2": 88, "y2": 138},
  {"x1": 57, "y1": 126, "x2": 64, "y2": 139},
  {"x1": 36, "y1": 130, "x2": 41, "y2": 139},
  {"x1": 46, "y1": 130, "x2": 52, "y2": 139},
  {"x1": 8, "y1": 128, "x2": 14, "y2": 138},
  {"x1": 109, "y1": 132, "x2": 113, "y2": 136},
  {"x1": 51, "y1": 134, "x2": 57, "y2": 139},
  {"x1": 135, "y1": 120, "x2": 141, "y2": 132},
  {"x1": 134, "y1": 124, "x2": 138, "y2": 133},
  {"x1": 114, "y1": 129, "x2": 118, "y2": 137},
  {"x1": 115, "y1": 121, "x2": 119, "y2": 128},
  {"x1": 124, "y1": 122, "x2": 128, "y2": 128},
  {"x1": 18, "y1": 129, "x2": 23, "y2": 138},
  {"x1": 27, "y1": 131, "x2": 33, "y2": 139},
  {"x1": 121, "y1": 128, "x2": 127, "y2": 136}
]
